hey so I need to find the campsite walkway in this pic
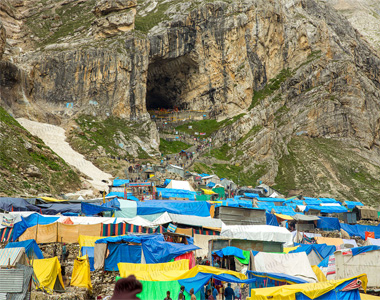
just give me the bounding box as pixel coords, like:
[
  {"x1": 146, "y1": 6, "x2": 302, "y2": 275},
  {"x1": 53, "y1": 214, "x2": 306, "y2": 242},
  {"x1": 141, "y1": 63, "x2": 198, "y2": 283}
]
[{"x1": 17, "y1": 118, "x2": 113, "y2": 192}]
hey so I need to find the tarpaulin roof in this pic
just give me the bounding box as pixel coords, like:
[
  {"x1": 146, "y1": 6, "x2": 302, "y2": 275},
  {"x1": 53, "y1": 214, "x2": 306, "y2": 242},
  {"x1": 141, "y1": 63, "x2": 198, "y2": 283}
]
[
  {"x1": 256, "y1": 202, "x2": 276, "y2": 211},
  {"x1": 12, "y1": 214, "x2": 60, "y2": 240},
  {"x1": 272, "y1": 206, "x2": 296, "y2": 216},
  {"x1": 112, "y1": 179, "x2": 129, "y2": 186},
  {"x1": 343, "y1": 200, "x2": 364, "y2": 209},
  {"x1": 157, "y1": 188, "x2": 197, "y2": 200},
  {"x1": 274, "y1": 213, "x2": 293, "y2": 220},
  {"x1": 216, "y1": 199, "x2": 254, "y2": 208},
  {"x1": 5, "y1": 239, "x2": 43, "y2": 259},
  {"x1": 350, "y1": 245, "x2": 380, "y2": 256},
  {"x1": 37, "y1": 202, "x2": 81, "y2": 215},
  {"x1": 248, "y1": 274, "x2": 367, "y2": 300},
  {"x1": 213, "y1": 246, "x2": 245, "y2": 259},
  {"x1": 284, "y1": 199, "x2": 304, "y2": 205},
  {"x1": 256, "y1": 197, "x2": 285, "y2": 202},
  {"x1": 81, "y1": 198, "x2": 120, "y2": 216},
  {"x1": 0, "y1": 247, "x2": 25, "y2": 267},
  {"x1": 0, "y1": 197, "x2": 40, "y2": 212},
  {"x1": 95, "y1": 234, "x2": 161, "y2": 244},
  {"x1": 266, "y1": 212, "x2": 279, "y2": 226},
  {"x1": 206, "y1": 182, "x2": 216, "y2": 188},
  {"x1": 340, "y1": 223, "x2": 380, "y2": 239},
  {"x1": 104, "y1": 243, "x2": 142, "y2": 271},
  {"x1": 290, "y1": 243, "x2": 336, "y2": 260},
  {"x1": 136, "y1": 200, "x2": 211, "y2": 217},
  {"x1": 202, "y1": 188, "x2": 217, "y2": 195},
  {"x1": 316, "y1": 216, "x2": 341, "y2": 231},
  {"x1": 304, "y1": 205, "x2": 347, "y2": 213},
  {"x1": 70, "y1": 255, "x2": 92, "y2": 291},
  {"x1": 247, "y1": 271, "x2": 308, "y2": 285},
  {"x1": 33, "y1": 257, "x2": 65, "y2": 292},
  {"x1": 244, "y1": 193, "x2": 260, "y2": 198},
  {"x1": 292, "y1": 214, "x2": 320, "y2": 221},
  {"x1": 304, "y1": 199, "x2": 322, "y2": 205},
  {"x1": 221, "y1": 225, "x2": 293, "y2": 245}
]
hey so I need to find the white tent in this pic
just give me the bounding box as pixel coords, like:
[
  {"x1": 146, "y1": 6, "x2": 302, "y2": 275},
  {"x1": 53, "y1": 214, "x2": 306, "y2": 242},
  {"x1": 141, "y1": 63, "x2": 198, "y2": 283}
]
[
  {"x1": 221, "y1": 225, "x2": 293, "y2": 246},
  {"x1": 253, "y1": 252, "x2": 317, "y2": 283},
  {"x1": 165, "y1": 180, "x2": 195, "y2": 191}
]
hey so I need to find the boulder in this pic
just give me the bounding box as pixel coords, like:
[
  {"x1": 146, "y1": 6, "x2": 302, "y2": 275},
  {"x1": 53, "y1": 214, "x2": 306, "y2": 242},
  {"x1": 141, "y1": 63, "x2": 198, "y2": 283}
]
[{"x1": 92, "y1": 0, "x2": 137, "y2": 17}]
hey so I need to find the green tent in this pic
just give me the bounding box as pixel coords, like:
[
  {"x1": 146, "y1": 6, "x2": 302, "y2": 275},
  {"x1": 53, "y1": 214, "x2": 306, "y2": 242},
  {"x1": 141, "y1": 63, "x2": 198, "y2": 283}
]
[{"x1": 212, "y1": 187, "x2": 225, "y2": 200}]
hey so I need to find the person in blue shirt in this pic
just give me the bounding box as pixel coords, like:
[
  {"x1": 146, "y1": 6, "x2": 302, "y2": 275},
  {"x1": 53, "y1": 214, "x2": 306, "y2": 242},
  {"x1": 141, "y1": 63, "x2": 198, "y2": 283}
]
[
  {"x1": 212, "y1": 284, "x2": 218, "y2": 300},
  {"x1": 224, "y1": 283, "x2": 234, "y2": 300}
]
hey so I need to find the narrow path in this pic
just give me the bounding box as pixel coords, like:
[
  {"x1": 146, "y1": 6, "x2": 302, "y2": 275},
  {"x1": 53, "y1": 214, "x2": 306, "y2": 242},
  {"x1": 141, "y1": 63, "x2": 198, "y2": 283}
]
[{"x1": 17, "y1": 118, "x2": 113, "y2": 192}]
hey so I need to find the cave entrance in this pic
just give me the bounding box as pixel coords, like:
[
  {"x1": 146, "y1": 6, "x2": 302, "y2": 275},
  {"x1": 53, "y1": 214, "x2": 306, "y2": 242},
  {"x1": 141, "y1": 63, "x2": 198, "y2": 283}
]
[{"x1": 146, "y1": 56, "x2": 197, "y2": 112}]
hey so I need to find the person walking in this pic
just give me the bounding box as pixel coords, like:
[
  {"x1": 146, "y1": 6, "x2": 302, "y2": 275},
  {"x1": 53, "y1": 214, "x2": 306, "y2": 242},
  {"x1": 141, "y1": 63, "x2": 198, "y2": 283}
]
[
  {"x1": 224, "y1": 283, "x2": 234, "y2": 300},
  {"x1": 164, "y1": 291, "x2": 172, "y2": 300},
  {"x1": 190, "y1": 288, "x2": 196, "y2": 300},
  {"x1": 178, "y1": 286, "x2": 186, "y2": 300}
]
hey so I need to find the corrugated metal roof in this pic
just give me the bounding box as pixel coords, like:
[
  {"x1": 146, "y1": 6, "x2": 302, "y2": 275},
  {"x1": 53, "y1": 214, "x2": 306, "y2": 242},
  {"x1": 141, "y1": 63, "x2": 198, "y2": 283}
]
[
  {"x1": 0, "y1": 293, "x2": 6, "y2": 300},
  {"x1": 168, "y1": 213, "x2": 224, "y2": 228},
  {"x1": 0, "y1": 247, "x2": 25, "y2": 267},
  {"x1": 0, "y1": 269, "x2": 24, "y2": 293}
]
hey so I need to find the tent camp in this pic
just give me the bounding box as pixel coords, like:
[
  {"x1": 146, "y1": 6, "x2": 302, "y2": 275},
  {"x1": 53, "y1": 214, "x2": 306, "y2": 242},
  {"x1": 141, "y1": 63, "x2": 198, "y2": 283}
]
[
  {"x1": 0, "y1": 247, "x2": 27, "y2": 267},
  {"x1": 353, "y1": 206, "x2": 378, "y2": 221},
  {"x1": 5, "y1": 239, "x2": 43, "y2": 259},
  {"x1": 165, "y1": 180, "x2": 195, "y2": 192},
  {"x1": 32, "y1": 257, "x2": 65, "y2": 293},
  {"x1": 248, "y1": 274, "x2": 367, "y2": 300},
  {"x1": 0, "y1": 264, "x2": 34, "y2": 300},
  {"x1": 70, "y1": 255, "x2": 92, "y2": 291},
  {"x1": 253, "y1": 252, "x2": 318, "y2": 283},
  {"x1": 289, "y1": 244, "x2": 336, "y2": 266}
]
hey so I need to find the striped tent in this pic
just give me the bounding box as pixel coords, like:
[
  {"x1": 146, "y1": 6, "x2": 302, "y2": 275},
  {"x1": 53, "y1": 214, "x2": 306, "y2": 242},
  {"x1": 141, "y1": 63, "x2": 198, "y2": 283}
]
[
  {"x1": 0, "y1": 227, "x2": 13, "y2": 242},
  {"x1": 0, "y1": 247, "x2": 26, "y2": 267}
]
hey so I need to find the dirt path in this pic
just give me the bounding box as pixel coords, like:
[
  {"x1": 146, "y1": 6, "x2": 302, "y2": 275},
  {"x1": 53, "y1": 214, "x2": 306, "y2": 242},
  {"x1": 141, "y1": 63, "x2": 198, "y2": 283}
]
[{"x1": 17, "y1": 118, "x2": 113, "y2": 192}]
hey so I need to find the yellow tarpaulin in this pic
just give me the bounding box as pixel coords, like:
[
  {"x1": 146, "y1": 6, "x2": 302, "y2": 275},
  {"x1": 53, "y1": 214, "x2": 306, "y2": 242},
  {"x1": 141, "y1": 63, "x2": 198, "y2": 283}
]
[
  {"x1": 283, "y1": 246, "x2": 299, "y2": 254},
  {"x1": 58, "y1": 223, "x2": 79, "y2": 244},
  {"x1": 274, "y1": 213, "x2": 294, "y2": 220},
  {"x1": 118, "y1": 263, "x2": 246, "y2": 282},
  {"x1": 40, "y1": 197, "x2": 68, "y2": 202},
  {"x1": 78, "y1": 235, "x2": 103, "y2": 248},
  {"x1": 361, "y1": 294, "x2": 380, "y2": 300},
  {"x1": 79, "y1": 224, "x2": 102, "y2": 237},
  {"x1": 202, "y1": 189, "x2": 217, "y2": 195},
  {"x1": 71, "y1": 255, "x2": 92, "y2": 291},
  {"x1": 315, "y1": 236, "x2": 344, "y2": 247},
  {"x1": 311, "y1": 265, "x2": 327, "y2": 282},
  {"x1": 33, "y1": 257, "x2": 65, "y2": 293},
  {"x1": 248, "y1": 274, "x2": 368, "y2": 300},
  {"x1": 37, "y1": 223, "x2": 58, "y2": 243}
]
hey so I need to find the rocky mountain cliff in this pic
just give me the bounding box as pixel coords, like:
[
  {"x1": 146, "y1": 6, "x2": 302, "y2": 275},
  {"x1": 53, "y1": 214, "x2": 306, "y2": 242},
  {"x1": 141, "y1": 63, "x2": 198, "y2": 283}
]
[{"x1": 1, "y1": 0, "x2": 380, "y2": 202}]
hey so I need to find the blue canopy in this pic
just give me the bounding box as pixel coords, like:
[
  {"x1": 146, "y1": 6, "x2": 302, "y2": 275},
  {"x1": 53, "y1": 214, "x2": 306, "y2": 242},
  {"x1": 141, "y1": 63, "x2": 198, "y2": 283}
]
[
  {"x1": 142, "y1": 238, "x2": 200, "y2": 264},
  {"x1": 266, "y1": 212, "x2": 279, "y2": 226},
  {"x1": 5, "y1": 239, "x2": 43, "y2": 259},
  {"x1": 304, "y1": 205, "x2": 347, "y2": 214},
  {"x1": 317, "y1": 217, "x2": 341, "y2": 231},
  {"x1": 81, "y1": 246, "x2": 95, "y2": 271},
  {"x1": 212, "y1": 246, "x2": 245, "y2": 259},
  {"x1": 12, "y1": 214, "x2": 60, "y2": 241},
  {"x1": 81, "y1": 198, "x2": 120, "y2": 216},
  {"x1": 179, "y1": 272, "x2": 256, "y2": 294},
  {"x1": 164, "y1": 179, "x2": 171, "y2": 186},
  {"x1": 290, "y1": 243, "x2": 336, "y2": 260},
  {"x1": 304, "y1": 199, "x2": 322, "y2": 205},
  {"x1": 272, "y1": 206, "x2": 296, "y2": 216},
  {"x1": 256, "y1": 202, "x2": 276, "y2": 211},
  {"x1": 156, "y1": 188, "x2": 197, "y2": 200},
  {"x1": 112, "y1": 179, "x2": 130, "y2": 186},
  {"x1": 247, "y1": 271, "x2": 308, "y2": 284},
  {"x1": 351, "y1": 245, "x2": 380, "y2": 256},
  {"x1": 206, "y1": 182, "x2": 216, "y2": 188},
  {"x1": 104, "y1": 244, "x2": 142, "y2": 271},
  {"x1": 344, "y1": 201, "x2": 364, "y2": 209},
  {"x1": 317, "y1": 255, "x2": 331, "y2": 268},
  {"x1": 199, "y1": 173, "x2": 210, "y2": 178},
  {"x1": 284, "y1": 199, "x2": 304, "y2": 205},
  {"x1": 136, "y1": 200, "x2": 210, "y2": 217},
  {"x1": 340, "y1": 223, "x2": 380, "y2": 239},
  {"x1": 38, "y1": 203, "x2": 81, "y2": 215},
  {"x1": 256, "y1": 197, "x2": 285, "y2": 203},
  {"x1": 95, "y1": 234, "x2": 161, "y2": 244},
  {"x1": 215, "y1": 199, "x2": 254, "y2": 209},
  {"x1": 244, "y1": 193, "x2": 260, "y2": 198}
]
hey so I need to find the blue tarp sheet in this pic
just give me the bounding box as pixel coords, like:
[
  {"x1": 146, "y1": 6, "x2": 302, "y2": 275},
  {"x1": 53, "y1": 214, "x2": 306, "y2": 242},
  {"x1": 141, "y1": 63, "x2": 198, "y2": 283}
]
[
  {"x1": 81, "y1": 246, "x2": 95, "y2": 271},
  {"x1": 0, "y1": 197, "x2": 40, "y2": 212},
  {"x1": 256, "y1": 197, "x2": 285, "y2": 203},
  {"x1": 112, "y1": 179, "x2": 130, "y2": 186},
  {"x1": 81, "y1": 198, "x2": 120, "y2": 216},
  {"x1": 244, "y1": 193, "x2": 260, "y2": 198},
  {"x1": 104, "y1": 243, "x2": 142, "y2": 271},
  {"x1": 6, "y1": 239, "x2": 43, "y2": 259},
  {"x1": 304, "y1": 199, "x2": 322, "y2": 205},
  {"x1": 317, "y1": 255, "x2": 331, "y2": 268},
  {"x1": 136, "y1": 200, "x2": 210, "y2": 217},
  {"x1": 291, "y1": 243, "x2": 336, "y2": 260},
  {"x1": 95, "y1": 234, "x2": 162, "y2": 244},
  {"x1": 12, "y1": 214, "x2": 60, "y2": 241},
  {"x1": 351, "y1": 245, "x2": 380, "y2": 256},
  {"x1": 304, "y1": 205, "x2": 347, "y2": 214},
  {"x1": 215, "y1": 200, "x2": 254, "y2": 209},
  {"x1": 272, "y1": 206, "x2": 296, "y2": 216},
  {"x1": 179, "y1": 272, "x2": 256, "y2": 294},
  {"x1": 266, "y1": 212, "x2": 279, "y2": 226},
  {"x1": 199, "y1": 173, "x2": 210, "y2": 178},
  {"x1": 164, "y1": 179, "x2": 171, "y2": 186},
  {"x1": 142, "y1": 238, "x2": 200, "y2": 264},
  {"x1": 256, "y1": 202, "x2": 276, "y2": 211},
  {"x1": 156, "y1": 188, "x2": 197, "y2": 200},
  {"x1": 344, "y1": 201, "x2": 364, "y2": 209},
  {"x1": 340, "y1": 223, "x2": 380, "y2": 239},
  {"x1": 213, "y1": 246, "x2": 245, "y2": 259},
  {"x1": 206, "y1": 182, "x2": 216, "y2": 188},
  {"x1": 247, "y1": 271, "x2": 308, "y2": 284},
  {"x1": 37, "y1": 203, "x2": 81, "y2": 215},
  {"x1": 317, "y1": 217, "x2": 341, "y2": 231},
  {"x1": 284, "y1": 199, "x2": 304, "y2": 205}
]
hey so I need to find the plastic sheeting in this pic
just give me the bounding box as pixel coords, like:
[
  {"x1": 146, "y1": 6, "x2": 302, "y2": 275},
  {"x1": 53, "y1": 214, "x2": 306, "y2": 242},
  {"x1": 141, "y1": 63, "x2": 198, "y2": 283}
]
[
  {"x1": 304, "y1": 205, "x2": 347, "y2": 214},
  {"x1": 340, "y1": 224, "x2": 380, "y2": 239},
  {"x1": 316, "y1": 217, "x2": 341, "y2": 231},
  {"x1": 81, "y1": 247, "x2": 94, "y2": 271},
  {"x1": 344, "y1": 201, "x2": 364, "y2": 209},
  {"x1": 256, "y1": 197, "x2": 285, "y2": 203},
  {"x1": 221, "y1": 225, "x2": 293, "y2": 245},
  {"x1": 114, "y1": 200, "x2": 137, "y2": 218},
  {"x1": 136, "y1": 200, "x2": 211, "y2": 217},
  {"x1": 175, "y1": 252, "x2": 196, "y2": 269},
  {"x1": 318, "y1": 198, "x2": 338, "y2": 203},
  {"x1": 351, "y1": 246, "x2": 380, "y2": 257},
  {"x1": 81, "y1": 198, "x2": 120, "y2": 216},
  {"x1": 104, "y1": 244, "x2": 142, "y2": 271},
  {"x1": 137, "y1": 280, "x2": 198, "y2": 300},
  {"x1": 0, "y1": 197, "x2": 40, "y2": 212},
  {"x1": 290, "y1": 244, "x2": 336, "y2": 261},
  {"x1": 33, "y1": 257, "x2": 65, "y2": 293},
  {"x1": 272, "y1": 206, "x2": 296, "y2": 216},
  {"x1": 365, "y1": 237, "x2": 380, "y2": 246},
  {"x1": 112, "y1": 179, "x2": 129, "y2": 186},
  {"x1": 118, "y1": 260, "x2": 189, "y2": 278},
  {"x1": 78, "y1": 235, "x2": 103, "y2": 248},
  {"x1": 70, "y1": 255, "x2": 92, "y2": 291},
  {"x1": 247, "y1": 271, "x2": 308, "y2": 285},
  {"x1": 266, "y1": 212, "x2": 279, "y2": 226},
  {"x1": 213, "y1": 246, "x2": 245, "y2": 259},
  {"x1": 5, "y1": 239, "x2": 43, "y2": 259}
]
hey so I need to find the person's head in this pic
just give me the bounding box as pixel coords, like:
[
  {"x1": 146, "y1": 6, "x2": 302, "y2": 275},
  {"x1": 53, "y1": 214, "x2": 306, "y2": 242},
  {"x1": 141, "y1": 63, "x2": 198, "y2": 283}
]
[
  {"x1": 190, "y1": 288, "x2": 194, "y2": 295},
  {"x1": 181, "y1": 286, "x2": 185, "y2": 292},
  {"x1": 111, "y1": 275, "x2": 143, "y2": 300},
  {"x1": 207, "y1": 289, "x2": 212, "y2": 295},
  {"x1": 228, "y1": 283, "x2": 231, "y2": 287},
  {"x1": 166, "y1": 291, "x2": 170, "y2": 297}
]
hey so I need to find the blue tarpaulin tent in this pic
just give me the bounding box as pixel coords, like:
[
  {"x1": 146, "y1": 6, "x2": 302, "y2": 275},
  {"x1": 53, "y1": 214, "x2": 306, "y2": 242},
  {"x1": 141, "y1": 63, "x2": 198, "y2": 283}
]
[
  {"x1": 0, "y1": 197, "x2": 40, "y2": 212},
  {"x1": 344, "y1": 201, "x2": 364, "y2": 209},
  {"x1": 351, "y1": 245, "x2": 380, "y2": 256},
  {"x1": 136, "y1": 200, "x2": 210, "y2": 217},
  {"x1": 244, "y1": 193, "x2": 260, "y2": 198},
  {"x1": 316, "y1": 217, "x2": 341, "y2": 231},
  {"x1": 266, "y1": 212, "x2": 279, "y2": 226},
  {"x1": 247, "y1": 271, "x2": 308, "y2": 285},
  {"x1": 81, "y1": 246, "x2": 95, "y2": 271},
  {"x1": 256, "y1": 197, "x2": 285, "y2": 203},
  {"x1": 304, "y1": 205, "x2": 347, "y2": 214},
  {"x1": 290, "y1": 243, "x2": 336, "y2": 260},
  {"x1": 304, "y1": 199, "x2": 322, "y2": 205},
  {"x1": 81, "y1": 199, "x2": 120, "y2": 216},
  {"x1": 256, "y1": 202, "x2": 276, "y2": 211},
  {"x1": 112, "y1": 179, "x2": 130, "y2": 186},
  {"x1": 340, "y1": 224, "x2": 380, "y2": 239},
  {"x1": 104, "y1": 244, "x2": 142, "y2": 271},
  {"x1": 318, "y1": 198, "x2": 338, "y2": 203},
  {"x1": 272, "y1": 206, "x2": 296, "y2": 216},
  {"x1": 156, "y1": 188, "x2": 197, "y2": 200},
  {"x1": 212, "y1": 246, "x2": 245, "y2": 259},
  {"x1": 5, "y1": 239, "x2": 43, "y2": 259}
]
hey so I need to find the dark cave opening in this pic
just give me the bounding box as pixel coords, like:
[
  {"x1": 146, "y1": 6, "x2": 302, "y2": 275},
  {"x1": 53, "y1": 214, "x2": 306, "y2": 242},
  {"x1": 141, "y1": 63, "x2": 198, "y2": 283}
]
[{"x1": 146, "y1": 56, "x2": 197, "y2": 111}]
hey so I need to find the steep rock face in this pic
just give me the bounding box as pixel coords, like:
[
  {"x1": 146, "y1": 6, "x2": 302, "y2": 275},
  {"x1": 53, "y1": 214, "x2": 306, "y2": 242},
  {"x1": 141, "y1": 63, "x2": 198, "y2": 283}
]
[{"x1": 0, "y1": 19, "x2": 5, "y2": 60}]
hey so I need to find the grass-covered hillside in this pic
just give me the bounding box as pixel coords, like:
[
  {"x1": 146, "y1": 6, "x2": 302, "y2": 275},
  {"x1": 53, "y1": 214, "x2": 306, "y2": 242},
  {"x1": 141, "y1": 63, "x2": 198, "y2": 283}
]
[{"x1": 0, "y1": 107, "x2": 80, "y2": 196}]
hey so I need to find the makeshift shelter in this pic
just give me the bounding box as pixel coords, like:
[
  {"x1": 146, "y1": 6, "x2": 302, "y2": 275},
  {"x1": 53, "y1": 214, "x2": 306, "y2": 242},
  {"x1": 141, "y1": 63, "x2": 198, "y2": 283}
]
[
  {"x1": 165, "y1": 180, "x2": 195, "y2": 191},
  {"x1": 289, "y1": 244, "x2": 336, "y2": 266},
  {"x1": 335, "y1": 246, "x2": 380, "y2": 288},
  {"x1": 136, "y1": 200, "x2": 210, "y2": 217},
  {"x1": 353, "y1": 206, "x2": 378, "y2": 221},
  {"x1": 247, "y1": 270, "x2": 308, "y2": 290},
  {"x1": 0, "y1": 264, "x2": 34, "y2": 300},
  {"x1": 71, "y1": 255, "x2": 92, "y2": 291},
  {"x1": 343, "y1": 200, "x2": 364, "y2": 210},
  {"x1": 0, "y1": 247, "x2": 27, "y2": 267},
  {"x1": 316, "y1": 216, "x2": 340, "y2": 231},
  {"x1": 340, "y1": 223, "x2": 380, "y2": 239},
  {"x1": 215, "y1": 206, "x2": 266, "y2": 226},
  {"x1": 305, "y1": 205, "x2": 347, "y2": 215},
  {"x1": 291, "y1": 214, "x2": 319, "y2": 232},
  {"x1": 5, "y1": 239, "x2": 43, "y2": 259},
  {"x1": 253, "y1": 252, "x2": 318, "y2": 283},
  {"x1": 33, "y1": 257, "x2": 65, "y2": 293},
  {"x1": 248, "y1": 274, "x2": 367, "y2": 300}
]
